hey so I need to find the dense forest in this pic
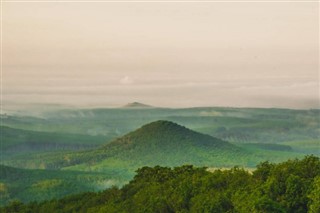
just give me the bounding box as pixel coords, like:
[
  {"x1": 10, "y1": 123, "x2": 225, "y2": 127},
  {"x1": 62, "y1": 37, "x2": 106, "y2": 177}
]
[{"x1": 2, "y1": 155, "x2": 319, "y2": 213}]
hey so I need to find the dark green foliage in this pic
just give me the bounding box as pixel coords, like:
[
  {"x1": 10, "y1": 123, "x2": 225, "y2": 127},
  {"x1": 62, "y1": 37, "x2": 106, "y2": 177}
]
[
  {"x1": 254, "y1": 197, "x2": 286, "y2": 213},
  {"x1": 255, "y1": 156, "x2": 320, "y2": 213},
  {"x1": 2, "y1": 156, "x2": 319, "y2": 213},
  {"x1": 308, "y1": 176, "x2": 320, "y2": 213}
]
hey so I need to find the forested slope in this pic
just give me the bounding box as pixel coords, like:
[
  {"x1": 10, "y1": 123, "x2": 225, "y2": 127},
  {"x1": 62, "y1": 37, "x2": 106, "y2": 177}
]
[{"x1": 2, "y1": 156, "x2": 319, "y2": 213}]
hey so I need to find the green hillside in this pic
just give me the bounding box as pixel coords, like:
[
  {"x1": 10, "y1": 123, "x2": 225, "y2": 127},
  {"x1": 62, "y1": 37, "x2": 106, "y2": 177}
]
[
  {"x1": 0, "y1": 126, "x2": 107, "y2": 159},
  {"x1": 2, "y1": 156, "x2": 319, "y2": 213},
  {"x1": 2, "y1": 121, "x2": 252, "y2": 170},
  {"x1": 2, "y1": 108, "x2": 318, "y2": 147},
  {"x1": 0, "y1": 165, "x2": 129, "y2": 206},
  {"x1": 100, "y1": 120, "x2": 242, "y2": 166},
  {"x1": 3, "y1": 120, "x2": 305, "y2": 171},
  {"x1": 0, "y1": 120, "x2": 310, "y2": 205}
]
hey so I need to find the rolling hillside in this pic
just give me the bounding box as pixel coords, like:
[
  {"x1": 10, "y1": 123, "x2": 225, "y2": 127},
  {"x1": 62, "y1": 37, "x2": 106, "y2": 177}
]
[
  {"x1": 99, "y1": 120, "x2": 242, "y2": 166},
  {"x1": 0, "y1": 120, "x2": 309, "y2": 205},
  {"x1": 0, "y1": 121, "x2": 249, "y2": 205},
  {"x1": 0, "y1": 164, "x2": 128, "y2": 205},
  {"x1": 3, "y1": 120, "x2": 305, "y2": 171},
  {"x1": 4, "y1": 121, "x2": 250, "y2": 169},
  {"x1": 0, "y1": 126, "x2": 107, "y2": 159},
  {"x1": 2, "y1": 107, "x2": 318, "y2": 150}
]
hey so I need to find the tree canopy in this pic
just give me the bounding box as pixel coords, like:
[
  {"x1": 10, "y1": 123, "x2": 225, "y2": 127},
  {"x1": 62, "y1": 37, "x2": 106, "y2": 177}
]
[{"x1": 1, "y1": 155, "x2": 319, "y2": 213}]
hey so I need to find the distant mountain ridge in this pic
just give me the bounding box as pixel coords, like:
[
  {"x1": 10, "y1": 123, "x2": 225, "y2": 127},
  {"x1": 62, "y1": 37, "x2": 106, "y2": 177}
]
[
  {"x1": 123, "y1": 102, "x2": 153, "y2": 108},
  {"x1": 0, "y1": 126, "x2": 106, "y2": 155}
]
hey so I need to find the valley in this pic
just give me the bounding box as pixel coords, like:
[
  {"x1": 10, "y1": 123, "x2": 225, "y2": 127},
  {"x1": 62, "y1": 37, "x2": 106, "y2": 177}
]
[{"x1": 0, "y1": 106, "x2": 319, "y2": 205}]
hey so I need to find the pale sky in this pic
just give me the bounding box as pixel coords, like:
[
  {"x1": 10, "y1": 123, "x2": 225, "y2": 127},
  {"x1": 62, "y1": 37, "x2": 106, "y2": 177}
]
[{"x1": 2, "y1": 2, "x2": 319, "y2": 109}]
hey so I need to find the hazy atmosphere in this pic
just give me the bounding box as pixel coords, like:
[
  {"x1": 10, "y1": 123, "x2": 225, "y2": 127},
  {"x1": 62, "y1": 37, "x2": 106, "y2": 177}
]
[
  {"x1": 1, "y1": 2, "x2": 320, "y2": 211},
  {"x1": 2, "y1": 2, "x2": 319, "y2": 109}
]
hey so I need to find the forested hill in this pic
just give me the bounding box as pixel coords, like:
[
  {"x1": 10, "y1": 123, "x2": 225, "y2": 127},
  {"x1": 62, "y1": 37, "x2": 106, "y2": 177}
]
[
  {"x1": 79, "y1": 120, "x2": 245, "y2": 167},
  {"x1": 2, "y1": 156, "x2": 319, "y2": 213},
  {"x1": 5, "y1": 120, "x2": 248, "y2": 170},
  {"x1": 103, "y1": 120, "x2": 240, "y2": 156}
]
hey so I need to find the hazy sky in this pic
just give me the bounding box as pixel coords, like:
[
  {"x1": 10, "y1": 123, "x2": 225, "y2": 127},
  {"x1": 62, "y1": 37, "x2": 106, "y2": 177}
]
[{"x1": 2, "y1": 1, "x2": 319, "y2": 109}]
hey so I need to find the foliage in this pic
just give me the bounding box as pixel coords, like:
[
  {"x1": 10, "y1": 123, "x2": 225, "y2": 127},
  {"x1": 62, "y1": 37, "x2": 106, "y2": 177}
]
[{"x1": 1, "y1": 156, "x2": 319, "y2": 213}]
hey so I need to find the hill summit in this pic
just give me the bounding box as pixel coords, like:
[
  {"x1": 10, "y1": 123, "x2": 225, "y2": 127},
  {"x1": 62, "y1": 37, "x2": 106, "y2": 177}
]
[
  {"x1": 102, "y1": 120, "x2": 242, "y2": 166},
  {"x1": 27, "y1": 121, "x2": 247, "y2": 170},
  {"x1": 108, "y1": 120, "x2": 235, "y2": 149},
  {"x1": 123, "y1": 102, "x2": 153, "y2": 108}
]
